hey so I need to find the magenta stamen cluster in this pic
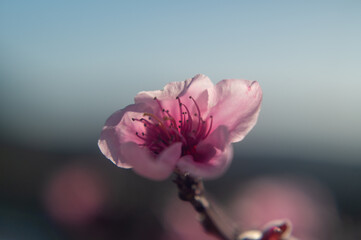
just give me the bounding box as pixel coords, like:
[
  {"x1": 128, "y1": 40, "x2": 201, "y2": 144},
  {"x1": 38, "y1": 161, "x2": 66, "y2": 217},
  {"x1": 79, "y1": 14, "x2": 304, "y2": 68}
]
[{"x1": 132, "y1": 96, "x2": 213, "y2": 158}]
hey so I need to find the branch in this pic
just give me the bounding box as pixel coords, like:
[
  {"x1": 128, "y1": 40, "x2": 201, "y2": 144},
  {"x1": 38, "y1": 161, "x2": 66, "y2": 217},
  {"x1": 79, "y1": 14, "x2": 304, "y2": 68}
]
[{"x1": 173, "y1": 173, "x2": 239, "y2": 240}]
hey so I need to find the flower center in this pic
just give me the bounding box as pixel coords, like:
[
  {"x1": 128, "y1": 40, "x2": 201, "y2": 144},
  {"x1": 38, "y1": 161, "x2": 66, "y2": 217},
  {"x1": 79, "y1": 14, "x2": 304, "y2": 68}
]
[{"x1": 132, "y1": 96, "x2": 213, "y2": 157}]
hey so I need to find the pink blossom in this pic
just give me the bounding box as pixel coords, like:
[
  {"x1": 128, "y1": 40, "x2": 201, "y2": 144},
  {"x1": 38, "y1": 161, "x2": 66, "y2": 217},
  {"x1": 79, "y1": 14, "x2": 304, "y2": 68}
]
[{"x1": 98, "y1": 74, "x2": 262, "y2": 180}]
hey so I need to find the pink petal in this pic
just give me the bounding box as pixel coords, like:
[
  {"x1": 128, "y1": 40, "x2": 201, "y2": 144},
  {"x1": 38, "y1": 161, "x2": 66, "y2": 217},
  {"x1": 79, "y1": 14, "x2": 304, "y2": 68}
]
[
  {"x1": 134, "y1": 74, "x2": 213, "y2": 119},
  {"x1": 176, "y1": 74, "x2": 213, "y2": 117},
  {"x1": 98, "y1": 128, "x2": 132, "y2": 169},
  {"x1": 201, "y1": 125, "x2": 230, "y2": 151},
  {"x1": 178, "y1": 74, "x2": 214, "y2": 99},
  {"x1": 176, "y1": 145, "x2": 233, "y2": 179},
  {"x1": 135, "y1": 74, "x2": 213, "y2": 102},
  {"x1": 182, "y1": 126, "x2": 229, "y2": 164},
  {"x1": 120, "y1": 142, "x2": 182, "y2": 181},
  {"x1": 191, "y1": 143, "x2": 217, "y2": 163},
  {"x1": 98, "y1": 103, "x2": 153, "y2": 168},
  {"x1": 209, "y1": 79, "x2": 262, "y2": 143}
]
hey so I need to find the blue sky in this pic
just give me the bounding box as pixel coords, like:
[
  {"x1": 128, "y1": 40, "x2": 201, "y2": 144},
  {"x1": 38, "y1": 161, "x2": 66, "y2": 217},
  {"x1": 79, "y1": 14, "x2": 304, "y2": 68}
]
[{"x1": 1, "y1": 1, "x2": 361, "y2": 162}]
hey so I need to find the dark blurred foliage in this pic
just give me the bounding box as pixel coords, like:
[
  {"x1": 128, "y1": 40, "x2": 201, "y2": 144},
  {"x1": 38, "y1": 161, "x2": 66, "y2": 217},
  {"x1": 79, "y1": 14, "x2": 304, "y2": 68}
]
[{"x1": 1, "y1": 141, "x2": 361, "y2": 240}]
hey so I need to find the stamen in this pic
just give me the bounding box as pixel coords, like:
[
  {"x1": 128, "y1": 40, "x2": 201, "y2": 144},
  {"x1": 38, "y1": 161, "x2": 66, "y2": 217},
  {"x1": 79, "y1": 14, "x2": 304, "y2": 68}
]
[
  {"x1": 154, "y1": 97, "x2": 166, "y2": 117},
  {"x1": 143, "y1": 113, "x2": 171, "y2": 139},
  {"x1": 177, "y1": 97, "x2": 184, "y2": 129},
  {"x1": 163, "y1": 115, "x2": 177, "y2": 130},
  {"x1": 143, "y1": 113, "x2": 163, "y2": 126},
  {"x1": 139, "y1": 118, "x2": 152, "y2": 126},
  {"x1": 181, "y1": 103, "x2": 192, "y2": 133},
  {"x1": 133, "y1": 96, "x2": 214, "y2": 157},
  {"x1": 203, "y1": 116, "x2": 213, "y2": 139},
  {"x1": 189, "y1": 96, "x2": 202, "y2": 134},
  {"x1": 136, "y1": 132, "x2": 147, "y2": 141}
]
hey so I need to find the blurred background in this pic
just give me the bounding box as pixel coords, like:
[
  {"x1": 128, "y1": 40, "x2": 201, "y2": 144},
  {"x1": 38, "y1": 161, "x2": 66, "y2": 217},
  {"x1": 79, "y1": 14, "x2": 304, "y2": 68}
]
[{"x1": 1, "y1": 1, "x2": 361, "y2": 239}]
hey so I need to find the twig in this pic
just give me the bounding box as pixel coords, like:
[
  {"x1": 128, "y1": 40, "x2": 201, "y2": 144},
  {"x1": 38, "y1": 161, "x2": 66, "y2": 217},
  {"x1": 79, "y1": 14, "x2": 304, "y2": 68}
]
[{"x1": 173, "y1": 173, "x2": 240, "y2": 240}]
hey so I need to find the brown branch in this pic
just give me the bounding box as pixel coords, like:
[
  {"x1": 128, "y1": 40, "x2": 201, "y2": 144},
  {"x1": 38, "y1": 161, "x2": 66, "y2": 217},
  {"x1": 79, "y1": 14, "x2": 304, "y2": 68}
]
[{"x1": 173, "y1": 173, "x2": 240, "y2": 240}]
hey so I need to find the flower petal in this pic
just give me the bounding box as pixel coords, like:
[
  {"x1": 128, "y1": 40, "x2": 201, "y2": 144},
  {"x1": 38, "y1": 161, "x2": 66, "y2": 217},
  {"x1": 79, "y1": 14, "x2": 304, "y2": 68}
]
[
  {"x1": 178, "y1": 74, "x2": 214, "y2": 99},
  {"x1": 98, "y1": 103, "x2": 153, "y2": 168},
  {"x1": 176, "y1": 145, "x2": 233, "y2": 179},
  {"x1": 134, "y1": 74, "x2": 214, "y2": 103},
  {"x1": 98, "y1": 128, "x2": 132, "y2": 169},
  {"x1": 192, "y1": 143, "x2": 217, "y2": 163},
  {"x1": 120, "y1": 142, "x2": 182, "y2": 181},
  {"x1": 201, "y1": 125, "x2": 230, "y2": 151},
  {"x1": 134, "y1": 74, "x2": 214, "y2": 123},
  {"x1": 208, "y1": 79, "x2": 262, "y2": 143}
]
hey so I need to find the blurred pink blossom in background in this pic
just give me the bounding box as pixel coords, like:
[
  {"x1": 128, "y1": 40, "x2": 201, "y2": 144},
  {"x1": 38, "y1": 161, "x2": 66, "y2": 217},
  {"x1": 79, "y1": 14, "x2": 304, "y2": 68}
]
[
  {"x1": 230, "y1": 177, "x2": 339, "y2": 240},
  {"x1": 162, "y1": 194, "x2": 219, "y2": 240},
  {"x1": 43, "y1": 164, "x2": 108, "y2": 226}
]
